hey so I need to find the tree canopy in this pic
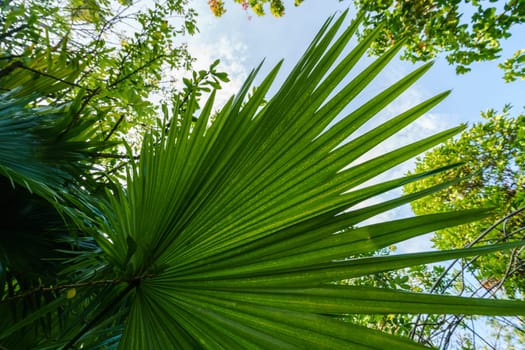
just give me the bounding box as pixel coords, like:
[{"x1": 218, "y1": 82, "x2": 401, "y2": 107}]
[
  {"x1": 1, "y1": 0, "x2": 231, "y2": 180},
  {"x1": 402, "y1": 112, "x2": 525, "y2": 346},
  {"x1": 220, "y1": 0, "x2": 525, "y2": 81},
  {"x1": 405, "y1": 107, "x2": 525, "y2": 297},
  {"x1": 2, "y1": 0, "x2": 197, "y2": 147}
]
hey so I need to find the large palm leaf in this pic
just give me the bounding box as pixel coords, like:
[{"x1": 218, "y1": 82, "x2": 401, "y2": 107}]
[
  {"x1": 4, "y1": 12, "x2": 524, "y2": 349},
  {"x1": 75, "y1": 12, "x2": 525, "y2": 349}
]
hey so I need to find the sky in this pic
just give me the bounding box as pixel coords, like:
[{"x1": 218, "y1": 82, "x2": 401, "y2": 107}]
[{"x1": 179, "y1": 1, "x2": 524, "y2": 252}]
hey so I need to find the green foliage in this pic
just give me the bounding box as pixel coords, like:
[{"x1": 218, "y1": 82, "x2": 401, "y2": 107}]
[
  {"x1": 500, "y1": 49, "x2": 525, "y2": 82},
  {"x1": 178, "y1": 59, "x2": 231, "y2": 120},
  {"x1": 0, "y1": 0, "x2": 198, "y2": 144},
  {"x1": 0, "y1": 0, "x2": 229, "y2": 184},
  {"x1": 354, "y1": 0, "x2": 525, "y2": 79},
  {"x1": 0, "y1": 51, "x2": 117, "y2": 350},
  {"x1": 213, "y1": 0, "x2": 295, "y2": 17},
  {"x1": 0, "y1": 47, "x2": 112, "y2": 199},
  {"x1": 208, "y1": 0, "x2": 227, "y2": 17},
  {"x1": 404, "y1": 106, "x2": 525, "y2": 297},
  {"x1": 222, "y1": 0, "x2": 525, "y2": 80},
  {"x1": 2, "y1": 9, "x2": 525, "y2": 350}
]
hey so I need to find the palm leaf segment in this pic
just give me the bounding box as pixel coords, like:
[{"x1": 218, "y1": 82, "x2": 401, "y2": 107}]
[{"x1": 95, "y1": 12, "x2": 525, "y2": 349}]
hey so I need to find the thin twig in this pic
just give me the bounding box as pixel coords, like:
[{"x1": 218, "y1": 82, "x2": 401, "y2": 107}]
[
  {"x1": 90, "y1": 152, "x2": 139, "y2": 160},
  {"x1": 107, "y1": 54, "x2": 166, "y2": 90},
  {"x1": 17, "y1": 64, "x2": 83, "y2": 89},
  {"x1": 58, "y1": 87, "x2": 101, "y2": 139},
  {"x1": 0, "y1": 24, "x2": 29, "y2": 40},
  {"x1": 104, "y1": 114, "x2": 125, "y2": 142},
  {"x1": 2, "y1": 278, "x2": 123, "y2": 303}
]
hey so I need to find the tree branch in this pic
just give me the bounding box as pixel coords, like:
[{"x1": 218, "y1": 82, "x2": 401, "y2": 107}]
[
  {"x1": 2, "y1": 278, "x2": 120, "y2": 304},
  {"x1": 90, "y1": 152, "x2": 139, "y2": 160},
  {"x1": 1, "y1": 274, "x2": 153, "y2": 304},
  {"x1": 104, "y1": 114, "x2": 125, "y2": 142},
  {"x1": 18, "y1": 64, "x2": 83, "y2": 89}
]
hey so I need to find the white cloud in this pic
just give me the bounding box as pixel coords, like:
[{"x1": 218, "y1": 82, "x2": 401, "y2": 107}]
[
  {"x1": 185, "y1": 35, "x2": 249, "y2": 108},
  {"x1": 340, "y1": 68, "x2": 454, "y2": 254}
]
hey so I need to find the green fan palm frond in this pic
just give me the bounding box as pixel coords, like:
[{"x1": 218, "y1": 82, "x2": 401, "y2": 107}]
[
  {"x1": 80, "y1": 12, "x2": 525, "y2": 349},
  {"x1": 69, "y1": 12, "x2": 525, "y2": 350},
  {"x1": 5, "y1": 12, "x2": 524, "y2": 350}
]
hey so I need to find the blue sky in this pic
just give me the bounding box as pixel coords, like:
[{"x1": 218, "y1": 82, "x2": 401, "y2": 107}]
[
  {"x1": 181, "y1": 1, "x2": 524, "y2": 252},
  {"x1": 188, "y1": 1, "x2": 524, "y2": 118}
]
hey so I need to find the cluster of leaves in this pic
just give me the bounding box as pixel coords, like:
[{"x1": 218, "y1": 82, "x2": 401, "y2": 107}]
[
  {"x1": 208, "y1": 0, "x2": 227, "y2": 17},
  {"x1": 178, "y1": 59, "x2": 230, "y2": 119},
  {"x1": 353, "y1": 0, "x2": 525, "y2": 78},
  {"x1": 405, "y1": 106, "x2": 525, "y2": 297},
  {"x1": 500, "y1": 48, "x2": 525, "y2": 82},
  {"x1": 221, "y1": 0, "x2": 525, "y2": 81},
  {"x1": 210, "y1": 0, "x2": 304, "y2": 17}
]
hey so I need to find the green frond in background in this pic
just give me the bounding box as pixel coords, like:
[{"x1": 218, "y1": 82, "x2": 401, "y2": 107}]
[
  {"x1": 1, "y1": 11, "x2": 525, "y2": 350},
  {"x1": 0, "y1": 49, "x2": 115, "y2": 350},
  {"x1": 0, "y1": 48, "x2": 108, "y2": 200}
]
